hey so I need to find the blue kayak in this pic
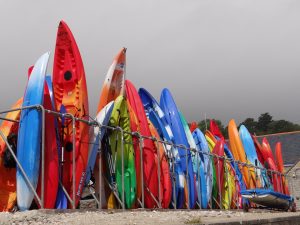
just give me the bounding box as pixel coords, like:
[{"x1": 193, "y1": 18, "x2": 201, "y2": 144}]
[
  {"x1": 239, "y1": 125, "x2": 271, "y2": 189},
  {"x1": 160, "y1": 88, "x2": 196, "y2": 209},
  {"x1": 240, "y1": 188, "x2": 294, "y2": 210},
  {"x1": 139, "y1": 88, "x2": 184, "y2": 208},
  {"x1": 192, "y1": 128, "x2": 213, "y2": 208},
  {"x1": 179, "y1": 113, "x2": 207, "y2": 209},
  {"x1": 17, "y1": 52, "x2": 50, "y2": 211}
]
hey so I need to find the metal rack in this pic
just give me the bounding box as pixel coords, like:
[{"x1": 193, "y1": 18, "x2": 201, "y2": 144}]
[{"x1": 0, "y1": 105, "x2": 292, "y2": 210}]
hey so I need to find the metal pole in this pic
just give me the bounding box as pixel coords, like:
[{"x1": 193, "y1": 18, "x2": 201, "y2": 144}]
[
  {"x1": 185, "y1": 145, "x2": 190, "y2": 209},
  {"x1": 226, "y1": 160, "x2": 230, "y2": 210},
  {"x1": 119, "y1": 127, "x2": 125, "y2": 210},
  {"x1": 0, "y1": 104, "x2": 44, "y2": 115},
  {"x1": 210, "y1": 153, "x2": 213, "y2": 209},
  {"x1": 0, "y1": 117, "x2": 19, "y2": 123},
  {"x1": 103, "y1": 175, "x2": 124, "y2": 206},
  {"x1": 59, "y1": 180, "x2": 73, "y2": 204},
  {"x1": 98, "y1": 123, "x2": 103, "y2": 210},
  {"x1": 70, "y1": 114, "x2": 76, "y2": 209},
  {"x1": 196, "y1": 148, "x2": 201, "y2": 209},
  {"x1": 41, "y1": 106, "x2": 45, "y2": 209},
  {"x1": 217, "y1": 155, "x2": 222, "y2": 209},
  {"x1": 154, "y1": 137, "x2": 162, "y2": 208},
  {"x1": 89, "y1": 186, "x2": 100, "y2": 206},
  {"x1": 139, "y1": 135, "x2": 145, "y2": 208},
  {"x1": 171, "y1": 148, "x2": 177, "y2": 209}
]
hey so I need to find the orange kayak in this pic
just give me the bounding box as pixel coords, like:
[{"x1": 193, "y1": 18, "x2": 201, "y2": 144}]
[
  {"x1": 97, "y1": 48, "x2": 126, "y2": 112},
  {"x1": 0, "y1": 98, "x2": 22, "y2": 211},
  {"x1": 228, "y1": 119, "x2": 251, "y2": 188},
  {"x1": 94, "y1": 48, "x2": 126, "y2": 208},
  {"x1": 148, "y1": 119, "x2": 172, "y2": 208}
]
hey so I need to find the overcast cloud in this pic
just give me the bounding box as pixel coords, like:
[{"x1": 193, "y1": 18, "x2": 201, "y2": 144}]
[{"x1": 0, "y1": 0, "x2": 299, "y2": 125}]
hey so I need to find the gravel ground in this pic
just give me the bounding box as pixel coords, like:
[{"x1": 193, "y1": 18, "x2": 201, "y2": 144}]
[{"x1": 0, "y1": 209, "x2": 299, "y2": 225}]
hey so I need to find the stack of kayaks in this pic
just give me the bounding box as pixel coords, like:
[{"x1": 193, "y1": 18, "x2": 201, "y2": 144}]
[{"x1": 0, "y1": 20, "x2": 295, "y2": 212}]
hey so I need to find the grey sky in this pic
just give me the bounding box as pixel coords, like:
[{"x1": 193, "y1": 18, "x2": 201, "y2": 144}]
[{"x1": 0, "y1": 0, "x2": 299, "y2": 125}]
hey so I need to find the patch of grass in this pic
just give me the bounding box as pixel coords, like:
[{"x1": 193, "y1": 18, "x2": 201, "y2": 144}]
[{"x1": 185, "y1": 217, "x2": 202, "y2": 224}]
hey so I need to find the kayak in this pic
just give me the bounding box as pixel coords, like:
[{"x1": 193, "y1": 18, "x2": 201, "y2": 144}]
[
  {"x1": 0, "y1": 98, "x2": 22, "y2": 211},
  {"x1": 139, "y1": 87, "x2": 184, "y2": 208},
  {"x1": 179, "y1": 112, "x2": 206, "y2": 209},
  {"x1": 148, "y1": 119, "x2": 172, "y2": 208},
  {"x1": 160, "y1": 88, "x2": 196, "y2": 209},
  {"x1": 108, "y1": 96, "x2": 136, "y2": 208},
  {"x1": 53, "y1": 21, "x2": 89, "y2": 207},
  {"x1": 241, "y1": 189, "x2": 294, "y2": 210},
  {"x1": 192, "y1": 128, "x2": 212, "y2": 209},
  {"x1": 17, "y1": 52, "x2": 49, "y2": 211},
  {"x1": 125, "y1": 80, "x2": 159, "y2": 208}
]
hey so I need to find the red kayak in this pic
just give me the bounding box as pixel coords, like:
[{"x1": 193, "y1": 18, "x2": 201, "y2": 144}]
[
  {"x1": 275, "y1": 143, "x2": 284, "y2": 175},
  {"x1": 261, "y1": 139, "x2": 282, "y2": 193},
  {"x1": 265, "y1": 157, "x2": 281, "y2": 193},
  {"x1": 275, "y1": 143, "x2": 289, "y2": 195},
  {"x1": 251, "y1": 135, "x2": 265, "y2": 165},
  {"x1": 261, "y1": 138, "x2": 275, "y2": 163},
  {"x1": 125, "y1": 80, "x2": 159, "y2": 208},
  {"x1": 53, "y1": 21, "x2": 89, "y2": 207},
  {"x1": 210, "y1": 120, "x2": 224, "y2": 140},
  {"x1": 36, "y1": 83, "x2": 59, "y2": 208},
  {"x1": 212, "y1": 139, "x2": 224, "y2": 203},
  {"x1": 189, "y1": 121, "x2": 198, "y2": 133}
]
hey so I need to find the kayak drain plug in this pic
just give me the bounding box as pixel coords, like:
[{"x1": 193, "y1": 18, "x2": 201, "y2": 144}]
[
  {"x1": 65, "y1": 141, "x2": 73, "y2": 152},
  {"x1": 64, "y1": 71, "x2": 72, "y2": 81}
]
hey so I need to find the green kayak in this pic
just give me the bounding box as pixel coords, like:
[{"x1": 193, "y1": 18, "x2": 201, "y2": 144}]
[{"x1": 108, "y1": 96, "x2": 137, "y2": 208}]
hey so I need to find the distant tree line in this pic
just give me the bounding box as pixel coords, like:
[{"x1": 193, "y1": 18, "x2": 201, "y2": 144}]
[{"x1": 196, "y1": 113, "x2": 300, "y2": 139}]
